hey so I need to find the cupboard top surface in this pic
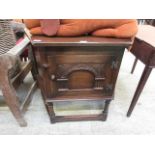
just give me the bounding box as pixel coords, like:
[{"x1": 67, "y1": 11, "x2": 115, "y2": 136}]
[{"x1": 31, "y1": 36, "x2": 132, "y2": 47}]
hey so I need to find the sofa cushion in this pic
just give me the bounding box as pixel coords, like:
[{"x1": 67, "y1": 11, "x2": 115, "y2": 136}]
[
  {"x1": 92, "y1": 21, "x2": 138, "y2": 38},
  {"x1": 57, "y1": 19, "x2": 138, "y2": 38},
  {"x1": 30, "y1": 27, "x2": 42, "y2": 35},
  {"x1": 23, "y1": 19, "x2": 40, "y2": 29},
  {"x1": 23, "y1": 19, "x2": 138, "y2": 38}
]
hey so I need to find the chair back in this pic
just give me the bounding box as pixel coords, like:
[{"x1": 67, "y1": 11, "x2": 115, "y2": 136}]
[{"x1": 0, "y1": 20, "x2": 16, "y2": 55}]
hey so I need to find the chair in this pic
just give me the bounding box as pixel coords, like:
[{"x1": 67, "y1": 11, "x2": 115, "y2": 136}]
[{"x1": 0, "y1": 20, "x2": 37, "y2": 127}]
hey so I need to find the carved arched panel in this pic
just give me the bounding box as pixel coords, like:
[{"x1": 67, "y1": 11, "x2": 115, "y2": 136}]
[
  {"x1": 68, "y1": 70, "x2": 95, "y2": 89},
  {"x1": 56, "y1": 63, "x2": 105, "y2": 79}
]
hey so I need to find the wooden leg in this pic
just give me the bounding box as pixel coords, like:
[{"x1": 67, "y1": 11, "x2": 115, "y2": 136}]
[
  {"x1": 2, "y1": 87, "x2": 27, "y2": 127},
  {"x1": 21, "y1": 81, "x2": 37, "y2": 114},
  {"x1": 127, "y1": 66, "x2": 152, "y2": 117},
  {"x1": 0, "y1": 55, "x2": 28, "y2": 127},
  {"x1": 47, "y1": 103, "x2": 56, "y2": 123},
  {"x1": 103, "y1": 100, "x2": 111, "y2": 120},
  {"x1": 1, "y1": 78, "x2": 27, "y2": 127},
  {"x1": 28, "y1": 45, "x2": 38, "y2": 81},
  {"x1": 131, "y1": 58, "x2": 138, "y2": 74}
]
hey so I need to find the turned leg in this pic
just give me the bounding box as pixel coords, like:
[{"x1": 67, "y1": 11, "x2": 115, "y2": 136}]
[
  {"x1": 47, "y1": 103, "x2": 56, "y2": 123},
  {"x1": 131, "y1": 58, "x2": 138, "y2": 74},
  {"x1": 127, "y1": 66, "x2": 152, "y2": 117},
  {"x1": 103, "y1": 100, "x2": 111, "y2": 120},
  {"x1": 1, "y1": 78, "x2": 27, "y2": 127}
]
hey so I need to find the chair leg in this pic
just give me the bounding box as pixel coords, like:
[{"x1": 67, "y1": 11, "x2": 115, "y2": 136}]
[
  {"x1": 131, "y1": 58, "x2": 138, "y2": 74},
  {"x1": 1, "y1": 78, "x2": 27, "y2": 127},
  {"x1": 28, "y1": 45, "x2": 38, "y2": 81}
]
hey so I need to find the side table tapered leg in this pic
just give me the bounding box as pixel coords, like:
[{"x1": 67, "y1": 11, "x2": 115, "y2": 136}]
[
  {"x1": 127, "y1": 65, "x2": 152, "y2": 117},
  {"x1": 131, "y1": 58, "x2": 138, "y2": 74}
]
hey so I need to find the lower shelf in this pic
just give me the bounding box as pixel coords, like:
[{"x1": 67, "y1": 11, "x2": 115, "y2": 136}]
[
  {"x1": 46, "y1": 98, "x2": 111, "y2": 123},
  {"x1": 46, "y1": 89, "x2": 113, "y2": 102},
  {"x1": 49, "y1": 113, "x2": 107, "y2": 123}
]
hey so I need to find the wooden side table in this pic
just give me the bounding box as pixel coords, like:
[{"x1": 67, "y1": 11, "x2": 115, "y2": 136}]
[
  {"x1": 127, "y1": 25, "x2": 155, "y2": 117},
  {"x1": 31, "y1": 36, "x2": 132, "y2": 123}
]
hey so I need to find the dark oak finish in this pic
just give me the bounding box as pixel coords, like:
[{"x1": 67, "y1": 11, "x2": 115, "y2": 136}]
[
  {"x1": 32, "y1": 36, "x2": 132, "y2": 123},
  {"x1": 127, "y1": 25, "x2": 155, "y2": 116}
]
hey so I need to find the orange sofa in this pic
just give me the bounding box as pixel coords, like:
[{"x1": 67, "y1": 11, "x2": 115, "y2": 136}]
[{"x1": 23, "y1": 19, "x2": 138, "y2": 38}]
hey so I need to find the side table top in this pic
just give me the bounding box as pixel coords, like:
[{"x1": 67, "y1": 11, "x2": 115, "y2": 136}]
[
  {"x1": 136, "y1": 25, "x2": 155, "y2": 48},
  {"x1": 31, "y1": 36, "x2": 132, "y2": 47}
]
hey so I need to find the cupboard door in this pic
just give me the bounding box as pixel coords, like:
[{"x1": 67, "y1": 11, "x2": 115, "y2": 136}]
[{"x1": 47, "y1": 54, "x2": 119, "y2": 94}]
